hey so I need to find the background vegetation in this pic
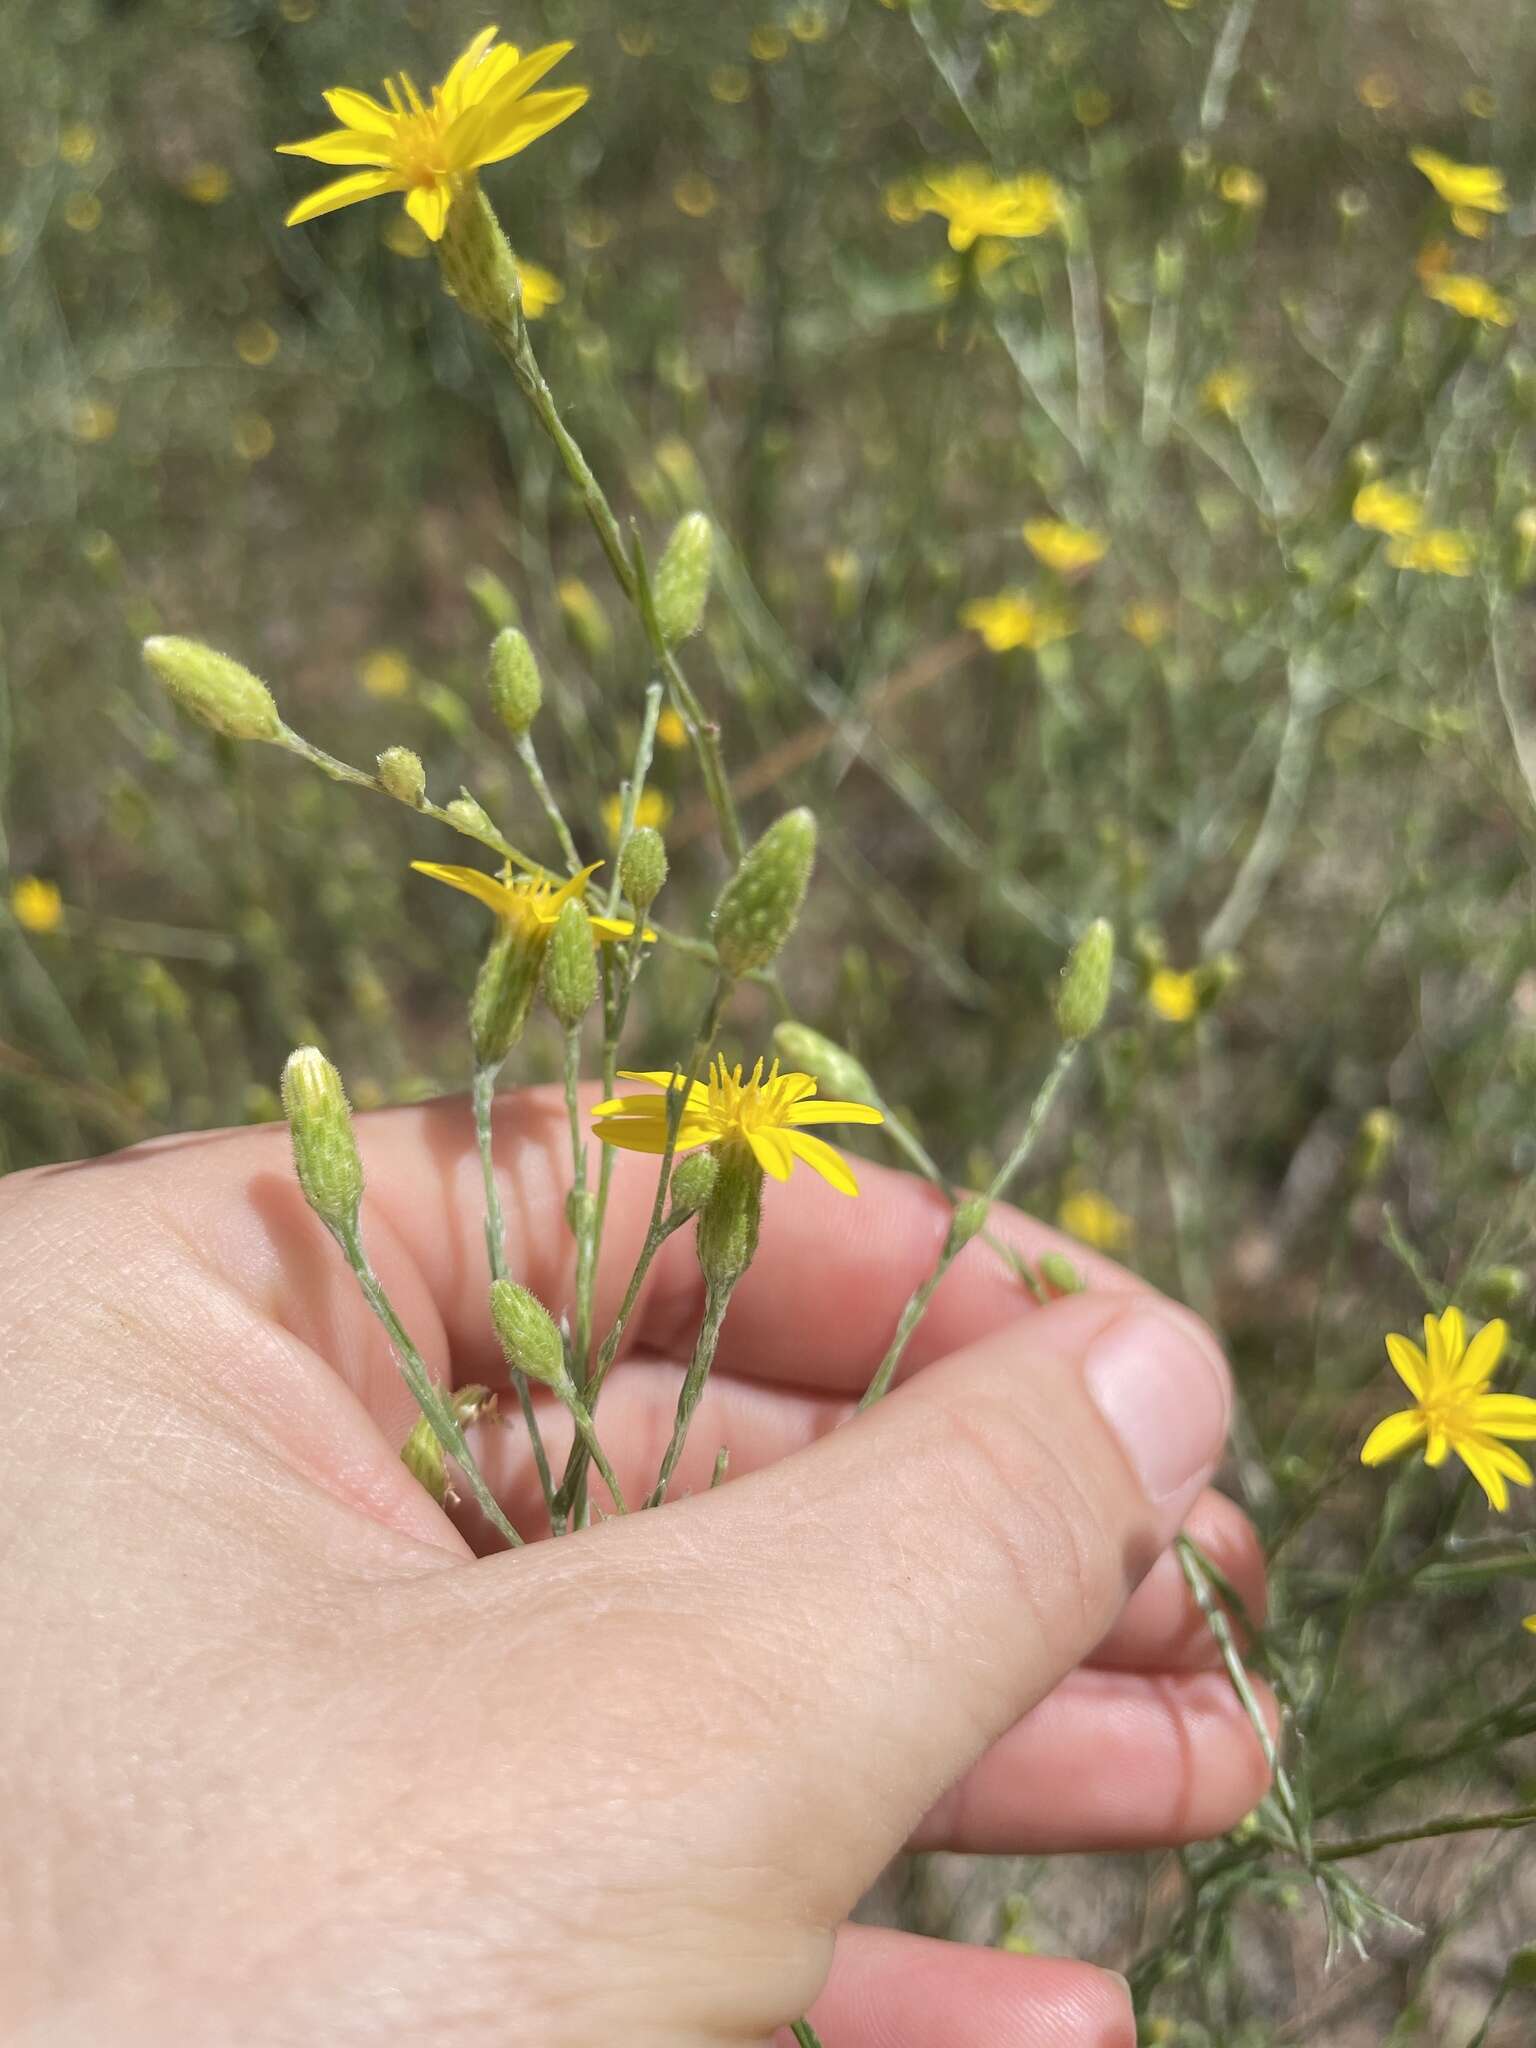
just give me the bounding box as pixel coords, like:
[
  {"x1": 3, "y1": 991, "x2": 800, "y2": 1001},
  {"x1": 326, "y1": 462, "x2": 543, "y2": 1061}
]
[{"x1": 4, "y1": 0, "x2": 1536, "y2": 2039}]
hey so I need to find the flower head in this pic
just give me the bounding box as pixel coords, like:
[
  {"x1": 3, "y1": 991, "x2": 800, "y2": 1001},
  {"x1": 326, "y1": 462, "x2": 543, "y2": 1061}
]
[
  {"x1": 914, "y1": 165, "x2": 1062, "y2": 251},
  {"x1": 1200, "y1": 368, "x2": 1251, "y2": 418},
  {"x1": 1410, "y1": 148, "x2": 1507, "y2": 216},
  {"x1": 1058, "y1": 1188, "x2": 1132, "y2": 1252},
  {"x1": 1123, "y1": 600, "x2": 1171, "y2": 648},
  {"x1": 1148, "y1": 968, "x2": 1198, "y2": 1023},
  {"x1": 1352, "y1": 481, "x2": 1422, "y2": 537},
  {"x1": 1361, "y1": 1308, "x2": 1536, "y2": 1510},
  {"x1": 592, "y1": 1056, "x2": 884, "y2": 1196},
  {"x1": 278, "y1": 26, "x2": 588, "y2": 241},
  {"x1": 601, "y1": 787, "x2": 672, "y2": 843},
  {"x1": 1022, "y1": 519, "x2": 1108, "y2": 575},
  {"x1": 1423, "y1": 272, "x2": 1514, "y2": 327},
  {"x1": 960, "y1": 591, "x2": 1075, "y2": 653},
  {"x1": 1386, "y1": 529, "x2": 1475, "y2": 577},
  {"x1": 10, "y1": 876, "x2": 64, "y2": 934},
  {"x1": 411, "y1": 857, "x2": 642, "y2": 942}
]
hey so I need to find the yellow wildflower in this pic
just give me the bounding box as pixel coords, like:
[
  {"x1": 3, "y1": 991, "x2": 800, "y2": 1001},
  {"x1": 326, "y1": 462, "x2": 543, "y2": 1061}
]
[
  {"x1": 1410, "y1": 148, "x2": 1507, "y2": 217},
  {"x1": 592, "y1": 1055, "x2": 884, "y2": 1196},
  {"x1": 1219, "y1": 165, "x2": 1265, "y2": 208},
  {"x1": 1058, "y1": 1189, "x2": 1133, "y2": 1253},
  {"x1": 232, "y1": 414, "x2": 275, "y2": 461},
  {"x1": 1525, "y1": 1616, "x2": 1536, "y2": 1634},
  {"x1": 278, "y1": 26, "x2": 588, "y2": 242},
  {"x1": 601, "y1": 788, "x2": 673, "y2": 842},
  {"x1": 1073, "y1": 89, "x2": 1112, "y2": 129},
  {"x1": 1352, "y1": 481, "x2": 1422, "y2": 537},
  {"x1": 412, "y1": 858, "x2": 643, "y2": 944},
  {"x1": 789, "y1": 4, "x2": 830, "y2": 38},
  {"x1": 1361, "y1": 1307, "x2": 1536, "y2": 1511},
  {"x1": 180, "y1": 163, "x2": 230, "y2": 205},
  {"x1": 1022, "y1": 519, "x2": 1108, "y2": 574},
  {"x1": 64, "y1": 192, "x2": 102, "y2": 233},
  {"x1": 930, "y1": 238, "x2": 1011, "y2": 298},
  {"x1": 959, "y1": 591, "x2": 1075, "y2": 653},
  {"x1": 11, "y1": 876, "x2": 64, "y2": 934},
  {"x1": 1200, "y1": 368, "x2": 1251, "y2": 418},
  {"x1": 914, "y1": 164, "x2": 1062, "y2": 251},
  {"x1": 1451, "y1": 207, "x2": 1490, "y2": 241},
  {"x1": 1386, "y1": 529, "x2": 1475, "y2": 577},
  {"x1": 656, "y1": 707, "x2": 688, "y2": 748},
  {"x1": 236, "y1": 319, "x2": 281, "y2": 366},
  {"x1": 1423, "y1": 271, "x2": 1514, "y2": 327},
  {"x1": 1148, "y1": 968, "x2": 1198, "y2": 1023},
  {"x1": 516, "y1": 260, "x2": 563, "y2": 317},
  {"x1": 59, "y1": 123, "x2": 97, "y2": 166},
  {"x1": 1123, "y1": 600, "x2": 1171, "y2": 647},
  {"x1": 359, "y1": 647, "x2": 411, "y2": 698}
]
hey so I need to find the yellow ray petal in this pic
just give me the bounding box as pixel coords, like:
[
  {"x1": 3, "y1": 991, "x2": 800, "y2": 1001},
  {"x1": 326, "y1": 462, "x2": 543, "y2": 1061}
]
[
  {"x1": 589, "y1": 913, "x2": 653, "y2": 943},
  {"x1": 277, "y1": 129, "x2": 395, "y2": 167},
  {"x1": 1360, "y1": 1408, "x2": 1426, "y2": 1465},
  {"x1": 463, "y1": 86, "x2": 590, "y2": 171},
  {"x1": 1426, "y1": 1306, "x2": 1465, "y2": 1383},
  {"x1": 323, "y1": 86, "x2": 397, "y2": 133},
  {"x1": 405, "y1": 180, "x2": 453, "y2": 241},
  {"x1": 410, "y1": 860, "x2": 518, "y2": 917},
  {"x1": 786, "y1": 1130, "x2": 861, "y2": 1196},
  {"x1": 1458, "y1": 1441, "x2": 1509, "y2": 1512},
  {"x1": 451, "y1": 41, "x2": 576, "y2": 146},
  {"x1": 616, "y1": 1069, "x2": 711, "y2": 1101},
  {"x1": 788, "y1": 1099, "x2": 886, "y2": 1128},
  {"x1": 1466, "y1": 1393, "x2": 1536, "y2": 1439},
  {"x1": 1425, "y1": 1429, "x2": 1450, "y2": 1466},
  {"x1": 747, "y1": 1126, "x2": 797, "y2": 1180},
  {"x1": 589, "y1": 1118, "x2": 713, "y2": 1155},
  {"x1": 285, "y1": 168, "x2": 403, "y2": 227},
  {"x1": 1383, "y1": 1332, "x2": 1426, "y2": 1399},
  {"x1": 1474, "y1": 1438, "x2": 1535, "y2": 1485},
  {"x1": 439, "y1": 23, "x2": 502, "y2": 109},
  {"x1": 1454, "y1": 1317, "x2": 1507, "y2": 1390}
]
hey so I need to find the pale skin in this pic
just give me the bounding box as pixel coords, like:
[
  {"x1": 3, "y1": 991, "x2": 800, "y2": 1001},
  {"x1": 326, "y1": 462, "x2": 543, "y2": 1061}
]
[{"x1": 0, "y1": 1087, "x2": 1272, "y2": 2046}]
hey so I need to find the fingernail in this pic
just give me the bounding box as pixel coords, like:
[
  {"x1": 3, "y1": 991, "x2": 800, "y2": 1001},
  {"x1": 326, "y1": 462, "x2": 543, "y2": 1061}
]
[{"x1": 1084, "y1": 1307, "x2": 1230, "y2": 1504}]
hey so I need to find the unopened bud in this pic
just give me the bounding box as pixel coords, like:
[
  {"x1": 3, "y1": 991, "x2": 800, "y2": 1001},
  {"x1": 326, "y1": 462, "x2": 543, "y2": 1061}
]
[
  {"x1": 946, "y1": 1195, "x2": 989, "y2": 1255},
  {"x1": 280, "y1": 1046, "x2": 363, "y2": 1235},
  {"x1": 543, "y1": 897, "x2": 597, "y2": 1029},
  {"x1": 654, "y1": 511, "x2": 714, "y2": 647},
  {"x1": 446, "y1": 791, "x2": 496, "y2": 839},
  {"x1": 144, "y1": 635, "x2": 281, "y2": 743},
  {"x1": 696, "y1": 1144, "x2": 763, "y2": 1291},
  {"x1": 376, "y1": 746, "x2": 426, "y2": 806},
  {"x1": 667, "y1": 1149, "x2": 720, "y2": 1221},
  {"x1": 489, "y1": 628, "x2": 542, "y2": 738},
  {"x1": 470, "y1": 927, "x2": 542, "y2": 1068},
  {"x1": 1054, "y1": 917, "x2": 1115, "y2": 1042},
  {"x1": 712, "y1": 807, "x2": 817, "y2": 977},
  {"x1": 1039, "y1": 1250, "x2": 1085, "y2": 1295},
  {"x1": 1466, "y1": 1265, "x2": 1527, "y2": 1314},
  {"x1": 401, "y1": 1385, "x2": 494, "y2": 1504},
  {"x1": 770, "y1": 1022, "x2": 880, "y2": 1108},
  {"x1": 619, "y1": 824, "x2": 668, "y2": 910},
  {"x1": 466, "y1": 564, "x2": 519, "y2": 632},
  {"x1": 490, "y1": 1279, "x2": 569, "y2": 1390}
]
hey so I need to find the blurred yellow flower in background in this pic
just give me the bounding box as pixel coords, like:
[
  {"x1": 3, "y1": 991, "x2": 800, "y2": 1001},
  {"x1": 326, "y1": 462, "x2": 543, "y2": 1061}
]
[
  {"x1": 1423, "y1": 272, "x2": 1513, "y2": 327},
  {"x1": 1058, "y1": 1188, "x2": 1133, "y2": 1252},
  {"x1": 1219, "y1": 165, "x2": 1266, "y2": 208},
  {"x1": 1200, "y1": 368, "x2": 1251, "y2": 418},
  {"x1": 601, "y1": 788, "x2": 673, "y2": 841},
  {"x1": 672, "y1": 172, "x2": 718, "y2": 219},
  {"x1": 915, "y1": 165, "x2": 1062, "y2": 250},
  {"x1": 278, "y1": 26, "x2": 587, "y2": 241},
  {"x1": 360, "y1": 647, "x2": 411, "y2": 698},
  {"x1": 180, "y1": 163, "x2": 231, "y2": 205},
  {"x1": 1386, "y1": 530, "x2": 1474, "y2": 577},
  {"x1": 1409, "y1": 149, "x2": 1507, "y2": 217},
  {"x1": 1352, "y1": 481, "x2": 1422, "y2": 536},
  {"x1": 1123, "y1": 600, "x2": 1172, "y2": 647},
  {"x1": 960, "y1": 591, "x2": 1075, "y2": 652},
  {"x1": 516, "y1": 260, "x2": 563, "y2": 316},
  {"x1": 11, "y1": 877, "x2": 64, "y2": 934},
  {"x1": 1148, "y1": 968, "x2": 1198, "y2": 1022},
  {"x1": 656, "y1": 707, "x2": 688, "y2": 748},
  {"x1": 1022, "y1": 519, "x2": 1108, "y2": 573},
  {"x1": 1361, "y1": 1307, "x2": 1536, "y2": 1511}
]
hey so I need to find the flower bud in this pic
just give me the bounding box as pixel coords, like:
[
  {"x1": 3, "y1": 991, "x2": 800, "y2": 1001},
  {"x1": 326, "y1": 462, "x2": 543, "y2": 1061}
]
[
  {"x1": 376, "y1": 745, "x2": 426, "y2": 806},
  {"x1": 446, "y1": 791, "x2": 496, "y2": 839},
  {"x1": 542, "y1": 897, "x2": 597, "y2": 1029},
  {"x1": 945, "y1": 1194, "x2": 990, "y2": 1255},
  {"x1": 770, "y1": 1022, "x2": 880, "y2": 1108},
  {"x1": 1054, "y1": 917, "x2": 1115, "y2": 1042},
  {"x1": 654, "y1": 511, "x2": 714, "y2": 647},
  {"x1": 401, "y1": 1385, "x2": 494, "y2": 1504},
  {"x1": 490, "y1": 1279, "x2": 570, "y2": 1390},
  {"x1": 1466, "y1": 1265, "x2": 1528, "y2": 1314},
  {"x1": 619, "y1": 824, "x2": 668, "y2": 910},
  {"x1": 711, "y1": 807, "x2": 817, "y2": 978},
  {"x1": 470, "y1": 927, "x2": 542, "y2": 1068},
  {"x1": 667, "y1": 1149, "x2": 719, "y2": 1221},
  {"x1": 144, "y1": 635, "x2": 281, "y2": 743},
  {"x1": 1039, "y1": 1250, "x2": 1085, "y2": 1295},
  {"x1": 489, "y1": 628, "x2": 542, "y2": 738},
  {"x1": 466, "y1": 564, "x2": 519, "y2": 632},
  {"x1": 696, "y1": 1144, "x2": 763, "y2": 1291},
  {"x1": 280, "y1": 1046, "x2": 363, "y2": 1236}
]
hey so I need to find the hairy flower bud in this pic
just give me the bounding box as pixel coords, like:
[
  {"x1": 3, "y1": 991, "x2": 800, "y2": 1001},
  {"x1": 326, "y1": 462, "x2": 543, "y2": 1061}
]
[
  {"x1": 619, "y1": 824, "x2": 668, "y2": 911},
  {"x1": 280, "y1": 1046, "x2": 363, "y2": 1235},
  {"x1": 490, "y1": 1279, "x2": 569, "y2": 1390},
  {"x1": 401, "y1": 1385, "x2": 494, "y2": 1504},
  {"x1": 946, "y1": 1194, "x2": 990, "y2": 1255},
  {"x1": 696, "y1": 1144, "x2": 763, "y2": 1292},
  {"x1": 446, "y1": 791, "x2": 497, "y2": 839},
  {"x1": 376, "y1": 745, "x2": 426, "y2": 806},
  {"x1": 667, "y1": 1149, "x2": 720, "y2": 1221},
  {"x1": 438, "y1": 186, "x2": 520, "y2": 329},
  {"x1": 654, "y1": 511, "x2": 714, "y2": 647},
  {"x1": 711, "y1": 807, "x2": 817, "y2": 978},
  {"x1": 1054, "y1": 917, "x2": 1115, "y2": 1042},
  {"x1": 543, "y1": 897, "x2": 597, "y2": 1029},
  {"x1": 770, "y1": 1022, "x2": 880, "y2": 1108},
  {"x1": 488, "y1": 627, "x2": 542, "y2": 738},
  {"x1": 144, "y1": 635, "x2": 281, "y2": 743},
  {"x1": 1039, "y1": 1250, "x2": 1085, "y2": 1295},
  {"x1": 470, "y1": 928, "x2": 541, "y2": 1069}
]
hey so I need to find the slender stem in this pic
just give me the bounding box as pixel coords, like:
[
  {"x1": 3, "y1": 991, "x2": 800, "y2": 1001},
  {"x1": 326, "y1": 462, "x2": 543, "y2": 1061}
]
[
  {"x1": 337, "y1": 1220, "x2": 524, "y2": 1550},
  {"x1": 858, "y1": 1044, "x2": 1078, "y2": 1408},
  {"x1": 1315, "y1": 1807, "x2": 1536, "y2": 1863},
  {"x1": 563, "y1": 1027, "x2": 597, "y2": 1393},
  {"x1": 514, "y1": 732, "x2": 582, "y2": 875},
  {"x1": 791, "y1": 2023, "x2": 826, "y2": 2048},
  {"x1": 473, "y1": 1065, "x2": 558, "y2": 1524},
  {"x1": 557, "y1": 1384, "x2": 628, "y2": 1514},
  {"x1": 647, "y1": 1280, "x2": 734, "y2": 1508}
]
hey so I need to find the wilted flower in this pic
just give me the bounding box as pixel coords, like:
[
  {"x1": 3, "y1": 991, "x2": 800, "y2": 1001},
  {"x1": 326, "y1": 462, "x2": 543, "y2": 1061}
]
[{"x1": 1361, "y1": 1307, "x2": 1536, "y2": 1511}]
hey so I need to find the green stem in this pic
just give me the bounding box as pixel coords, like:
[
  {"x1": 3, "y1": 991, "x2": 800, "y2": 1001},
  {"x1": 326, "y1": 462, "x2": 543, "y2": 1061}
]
[
  {"x1": 555, "y1": 1381, "x2": 628, "y2": 1515},
  {"x1": 791, "y1": 2023, "x2": 826, "y2": 2048},
  {"x1": 564, "y1": 1027, "x2": 597, "y2": 1395},
  {"x1": 337, "y1": 1219, "x2": 523, "y2": 1550},
  {"x1": 647, "y1": 1278, "x2": 735, "y2": 1508},
  {"x1": 514, "y1": 732, "x2": 582, "y2": 875},
  {"x1": 1315, "y1": 1806, "x2": 1536, "y2": 1863}
]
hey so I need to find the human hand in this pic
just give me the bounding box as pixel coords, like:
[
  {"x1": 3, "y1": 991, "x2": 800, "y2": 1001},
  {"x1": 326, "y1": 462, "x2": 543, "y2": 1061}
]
[{"x1": 1, "y1": 1089, "x2": 1269, "y2": 2046}]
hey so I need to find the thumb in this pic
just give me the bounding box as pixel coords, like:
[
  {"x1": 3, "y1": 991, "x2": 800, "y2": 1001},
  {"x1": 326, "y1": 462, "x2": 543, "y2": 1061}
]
[{"x1": 658, "y1": 1288, "x2": 1232, "y2": 1917}]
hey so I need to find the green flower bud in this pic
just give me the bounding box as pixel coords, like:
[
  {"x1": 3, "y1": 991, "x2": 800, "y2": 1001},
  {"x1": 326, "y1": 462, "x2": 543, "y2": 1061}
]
[
  {"x1": 654, "y1": 511, "x2": 714, "y2": 647},
  {"x1": 667, "y1": 1149, "x2": 720, "y2": 1221},
  {"x1": 619, "y1": 824, "x2": 668, "y2": 911},
  {"x1": 770, "y1": 1022, "x2": 880, "y2": 1108},
  {"x1": 542, "y1": 897, "x2": 597, "y2": 1030},
  {"x1": 945, "y1": 1194, "x2": 990, "y2": 1255},
  {"x1": 490, "y1": 1278, "x2": 569, "y2": 1390},
  {"x1": 1039, "y1": 1250, "x2": 1085, "y2": 1295},
  {"x1": 401, "y1": 1385, "x2": 494, "y2": 1504},
  {"x1": 1466, "y1": 1265, "x2": 1527, "y2": 1314},
  {"x1": 438, "y1": 185, "x2": 520, "y2": 329},
  {"x1": 376, "y1": 745, "x2": 426, "y2": 806},
  {"x1": 711, "y1": 807, "x2": 817, "y2": 978},
  {"x1": 696, "y1": 1144, "x2": 764, "y2": 1292},
  {"x1": 466, "y1": 564, "x2": 519, "y2": 632},
  {"x1": 1054, "y1": 918, "x2": 1115, "y2": 1042},
  {"x1": 280, "y1": 1046, "x2": 363, "y2": 1236},
  {"x1": 446, "y1": 791, "x2": 496, "y2": 839},
  {"x1": 489, "y1": 628, "x2": 542, "y2": 738},
  {"x1": 470, "y1": 927, "x2": 542, "y2": 1068},
  {"x1": 143, "y1": 635, "x2": 281, "y2": 743}
]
